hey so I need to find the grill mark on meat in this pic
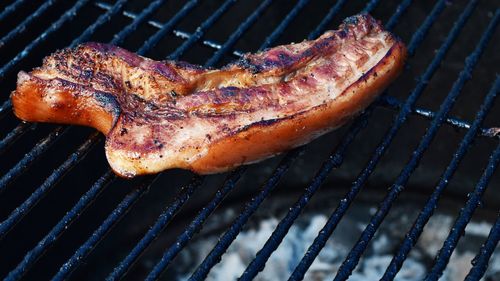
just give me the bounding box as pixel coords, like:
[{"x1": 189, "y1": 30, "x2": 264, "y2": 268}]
[{"x1": 11, "y1": 14, "x2": 407, "y2": 177}]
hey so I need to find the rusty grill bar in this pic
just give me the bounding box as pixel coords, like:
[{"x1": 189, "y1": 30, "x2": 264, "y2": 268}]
[{"x1": 0, "y1": 0, "x2": 499, "y2": 280}]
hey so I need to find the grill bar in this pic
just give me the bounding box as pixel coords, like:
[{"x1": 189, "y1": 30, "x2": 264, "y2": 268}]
[
  {"x1": 110, "y1": 0, "x2": 167, "y2": 46},
  {"x1": 0, "y1": 0, "x2": 91, "y2": 82},
  {"x1": 259, "y1": 0, "x2": 309, "y2": 50},
  {"x1": 0, "y1": 0, "x2": 28, "y2": 22},
  {"x1": 70, "y1": 0, "x2": 128, "y2": 48},
  {"x1": 0, "y1": 100, "x2": 11, "y2": 119},
  {"x1": 0, "y1": 122, "x2": 30, "y2": 155},
  {"x1": 384, "y1": 0, "x2": 413, "y2": 30},
  {"x1": 205, "y1": 0, "x2": 273, "y2": 67},
  {"x1": 168, "y1": 0, "x2": 236, "y2": 60},
  {"x1": 189, "y1": 149, "x2": 302, "y2": 281},
  {"x1": 0, "y1": 125, "x2": 68, "y2": 190},
  {"x1": 189, "y1": 32, "x2": 245, "y2": 57},
  {"x1": 362, "y1": 0, "x2": 381, "y2": 13},
  {"x1": 378, "y1": 95, "x2": 500, "y2": 139},
  {"x1": 427, "y1": 142, "x2": 500, "y2": 280},
  {"x1": 335, "y1": 7, "x2": 497, "y2": 279},
  {"x1": 144, "y1": 169, "x2": 245, "y2": 281},
  {"x1": 0, "y1": 0, "x2": 59, "y2": 49},
  {"x1": 0, "y1": 132, "x2": 101, "y2": 240},
  {"x1": 137, "y1": 0, "x2": 199, "y2": 56},
  {"x1": 4, "y1": 170, "x2": 116, "y2": 281},
  {"x1": 406, "y1": 0, "x2": 447, "y2": 56},
  {"x1": 0, "y1": 126, "x2": 66, "y2": 194},
  {"x1": 51, "y1": 176, "x2": 157, "y2": 281},
  {"x1": 307, "y1": 0, "x2": 346, "y2": 40},
  {"x1": 465, "y1": 211, "x2": 500, "y2": 281}
]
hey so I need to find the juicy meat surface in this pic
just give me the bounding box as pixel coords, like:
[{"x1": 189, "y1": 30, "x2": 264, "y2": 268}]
[{"x1": 11, "y1": 14, "x2": 407, "y2": 178}]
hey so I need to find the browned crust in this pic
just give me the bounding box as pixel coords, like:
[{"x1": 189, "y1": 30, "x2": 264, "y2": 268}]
[
  {"x1": 11, "y1": 73, "x2": 120, "y2": 134},
  {"x1": 189, "y1": 41, "x2": 407, "y2": 174}
]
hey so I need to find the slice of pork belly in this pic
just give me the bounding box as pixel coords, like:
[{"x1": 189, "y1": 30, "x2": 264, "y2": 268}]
[{"x1": 11, "y1": 14, "x2": 406, "y2": 178}]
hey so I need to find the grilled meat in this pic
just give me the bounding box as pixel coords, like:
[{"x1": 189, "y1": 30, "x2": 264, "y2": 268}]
[{"x1": 11, "y1": 14, "x2": 406, "y2": 178}]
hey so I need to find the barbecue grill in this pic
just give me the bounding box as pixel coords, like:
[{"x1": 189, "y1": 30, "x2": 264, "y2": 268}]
[{"x1": 0, "y1": 0, "x2": 499, "y2": 280}]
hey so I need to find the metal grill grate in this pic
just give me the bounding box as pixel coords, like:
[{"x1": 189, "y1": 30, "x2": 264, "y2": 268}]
[{"x1": 0, "y1": 1, "x2": 499, "y2": 280}]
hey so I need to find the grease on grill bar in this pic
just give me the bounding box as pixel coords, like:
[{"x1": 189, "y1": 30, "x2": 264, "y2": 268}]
[{"x1": 0, "y1": 1, "x2": 499, "y2": 281}]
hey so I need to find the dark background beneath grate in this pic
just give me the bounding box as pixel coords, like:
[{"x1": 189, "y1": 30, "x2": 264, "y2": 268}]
[{"x1": 0, "y1": 0, "x2": 499, "y2": 280}]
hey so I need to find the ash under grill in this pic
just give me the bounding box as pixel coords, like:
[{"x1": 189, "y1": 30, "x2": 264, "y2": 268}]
[{"x1": 0, "y1": 0, "x2": 499, "y2": 280}]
